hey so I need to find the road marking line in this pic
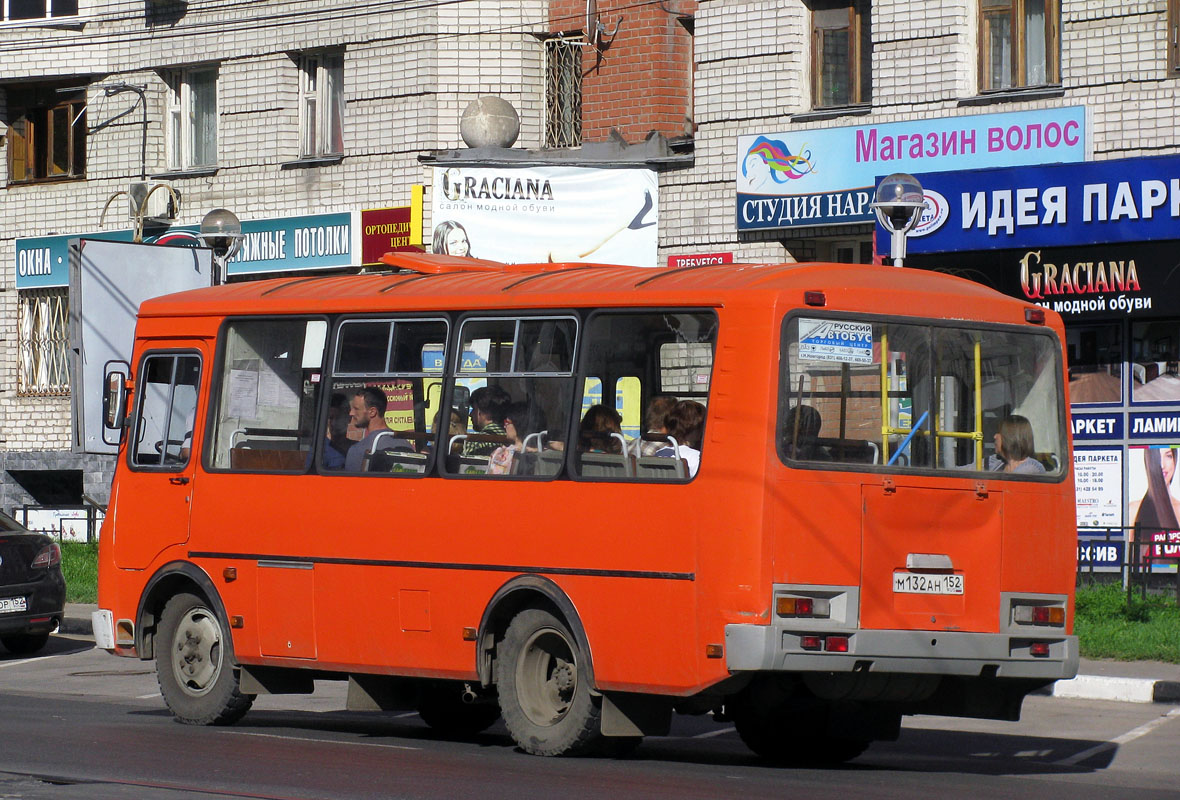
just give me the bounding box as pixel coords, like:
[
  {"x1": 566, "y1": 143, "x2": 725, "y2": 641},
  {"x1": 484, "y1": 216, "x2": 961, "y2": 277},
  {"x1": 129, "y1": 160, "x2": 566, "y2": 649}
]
[
  {"x1": 693, "y1": 726, "x2": 736, "y2": 739},
  {"x1": 222, "y1": 731, "x2": 420, "y2": 750},
  {"x1": 1056, "y1": 707, "x2": 1180, "y2": 766},
  {"x1": 0, "y1": 655, "x2": 55, "y2": 670}
]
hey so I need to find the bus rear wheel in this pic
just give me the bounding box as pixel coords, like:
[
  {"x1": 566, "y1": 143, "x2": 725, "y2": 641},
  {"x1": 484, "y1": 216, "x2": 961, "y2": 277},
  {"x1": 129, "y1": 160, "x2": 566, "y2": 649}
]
[
  {"x1": 730, "y1": 700, "x2": 871, "y2": 766},
  {"x1": 496, "y1": 608, "x2": 602, "y2": 756},
  {"x1": 155, "y1": 592, "x2": 253, "y2": 726}
]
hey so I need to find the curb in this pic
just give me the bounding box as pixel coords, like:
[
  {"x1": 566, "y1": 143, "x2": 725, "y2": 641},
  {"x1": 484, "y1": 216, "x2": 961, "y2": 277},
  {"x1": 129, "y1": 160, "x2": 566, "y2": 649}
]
[
  {"x1": 58, "y1": 608, "x2": 1179, "y2": 705},
  {"x1": 1041, "y1": 675, "x2": 1180, "y2": 705}
]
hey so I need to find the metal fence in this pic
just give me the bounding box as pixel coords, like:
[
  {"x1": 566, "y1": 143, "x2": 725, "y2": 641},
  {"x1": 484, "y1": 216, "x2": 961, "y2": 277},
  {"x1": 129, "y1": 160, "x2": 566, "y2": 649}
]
[{"x1": 1077, "y1": 524, "x2": 1180, "y2": 604}]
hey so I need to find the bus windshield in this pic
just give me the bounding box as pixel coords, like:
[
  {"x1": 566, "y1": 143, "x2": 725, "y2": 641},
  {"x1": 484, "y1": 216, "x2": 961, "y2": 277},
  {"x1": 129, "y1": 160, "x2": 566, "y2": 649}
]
[{"x1": 780, "y1": 315, "x2": 1065, "y2": 476}]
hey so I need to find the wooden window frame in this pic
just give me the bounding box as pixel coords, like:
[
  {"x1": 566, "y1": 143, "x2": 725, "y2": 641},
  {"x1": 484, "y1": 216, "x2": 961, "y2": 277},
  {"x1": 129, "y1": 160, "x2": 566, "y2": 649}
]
[
  {"x1": 811, "y1": 0, "x2": 871, "y2": 109},
  {"x1": 979, "y1": 0, "x2": 1060, "y2": 92},
  {"x1": 6, "y1": 87, "x2": 85, "y2": 184}
]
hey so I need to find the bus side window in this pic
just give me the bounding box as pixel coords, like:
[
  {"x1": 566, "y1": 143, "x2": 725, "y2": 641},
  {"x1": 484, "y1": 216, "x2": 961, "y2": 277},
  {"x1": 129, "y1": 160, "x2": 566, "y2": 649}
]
[
  {"x1": 575, "y1": 311, "x2": 717, "y2": 482},
  {"x1": 326, "y1": 317, "x2": 449, "y2": 476},
  {"x1": 443, "y1": 316, "x2": 577, "y2": 479},
  {"x1": 130, "y1": 353, "x2": 201, "y2": 469},
  {"x1": 209, "y1": 318, "x2": 326, "y2": 473}
]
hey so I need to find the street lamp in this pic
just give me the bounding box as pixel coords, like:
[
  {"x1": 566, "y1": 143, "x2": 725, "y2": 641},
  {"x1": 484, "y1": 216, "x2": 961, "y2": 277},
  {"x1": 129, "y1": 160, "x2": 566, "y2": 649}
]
[
  {"x1": 871, "y1": 173, "x2": 927, "y2": 268},
  {"x1": 197, "y1": 208, "x2": 243, "y2": 285}
]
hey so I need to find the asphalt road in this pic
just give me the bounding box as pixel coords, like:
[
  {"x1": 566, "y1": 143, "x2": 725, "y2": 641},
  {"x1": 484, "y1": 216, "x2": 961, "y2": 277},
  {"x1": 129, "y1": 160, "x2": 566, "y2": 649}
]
[{"x1": 1, "y1": 634, "x2": 1178, "y2": 800}]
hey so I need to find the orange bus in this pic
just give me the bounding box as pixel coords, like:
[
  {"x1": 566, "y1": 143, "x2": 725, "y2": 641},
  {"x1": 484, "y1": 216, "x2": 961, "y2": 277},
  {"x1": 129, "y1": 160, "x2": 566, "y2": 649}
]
[{"x1": 93, "y1": 254, "x2": 1078, "y2": 763}]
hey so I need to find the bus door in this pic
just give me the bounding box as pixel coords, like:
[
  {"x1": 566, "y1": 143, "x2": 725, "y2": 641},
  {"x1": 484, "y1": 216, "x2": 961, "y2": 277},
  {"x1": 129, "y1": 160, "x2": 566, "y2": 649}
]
[{"x1": 114, "y1": 344, "x2": 206, "y2": 570}]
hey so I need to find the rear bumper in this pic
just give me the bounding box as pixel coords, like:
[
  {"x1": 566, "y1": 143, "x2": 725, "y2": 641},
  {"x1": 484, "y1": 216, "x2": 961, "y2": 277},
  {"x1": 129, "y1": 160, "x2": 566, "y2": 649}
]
[
  {"x1": 725, "y1": 623, "x2": 1079, "y2": 681},
  {"x1": 0, "y1": 574, "x2": 66, "y2": 637}
]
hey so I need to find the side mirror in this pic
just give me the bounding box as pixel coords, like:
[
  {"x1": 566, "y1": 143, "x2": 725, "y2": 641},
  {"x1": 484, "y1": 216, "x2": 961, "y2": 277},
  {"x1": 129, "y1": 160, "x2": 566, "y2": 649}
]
[{"x1": 102, "y1": 361, "x2": 130, "y2": 444}]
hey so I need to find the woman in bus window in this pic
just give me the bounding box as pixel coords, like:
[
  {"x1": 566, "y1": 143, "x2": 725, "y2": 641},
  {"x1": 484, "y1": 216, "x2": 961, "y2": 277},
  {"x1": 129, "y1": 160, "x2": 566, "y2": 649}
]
[
  {"x1": 640, "y1": 395, "x2": 677, "y2": 456},
  {"x1": 578, "y1": 405, "x2": 624, "y2": 454},
  {"x1": 988, "y1": 415, "x2": 1046, "y2": 474},
  {"x1": 656, "y1": 400, "x2": 705, "y2": 477}
]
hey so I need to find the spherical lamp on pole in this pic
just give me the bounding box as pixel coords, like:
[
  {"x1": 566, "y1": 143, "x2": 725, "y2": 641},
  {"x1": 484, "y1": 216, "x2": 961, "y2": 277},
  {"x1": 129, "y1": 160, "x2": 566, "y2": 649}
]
[
  {"x1": 870, "y1": 173, "x2": 927, "y2": 268},
  {"x1": 197, "y1": 208, "x2": 243, "y2": 285}
]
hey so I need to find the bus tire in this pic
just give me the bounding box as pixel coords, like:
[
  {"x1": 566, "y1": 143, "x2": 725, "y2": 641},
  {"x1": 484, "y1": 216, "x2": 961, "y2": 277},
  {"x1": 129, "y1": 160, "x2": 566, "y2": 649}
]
[
  {"x1": 155, "y1": 592, "x2": 253, "y2": 726},
  {"x1": 496, "y1": 608, "x2": 602, "y2": 756},
  {"x1": 417, "y1": 683, "x2": 501, "y2": 737},
  {"x1": 731, "y1": 700, "x2": 871, "y2": 766}
]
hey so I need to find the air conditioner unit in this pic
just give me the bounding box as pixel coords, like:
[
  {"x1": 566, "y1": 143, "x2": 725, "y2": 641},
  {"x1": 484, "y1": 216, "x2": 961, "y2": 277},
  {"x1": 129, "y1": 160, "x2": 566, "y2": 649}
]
[{"x1": 128, "y1": 181, "x2": 178, "y2": 222}]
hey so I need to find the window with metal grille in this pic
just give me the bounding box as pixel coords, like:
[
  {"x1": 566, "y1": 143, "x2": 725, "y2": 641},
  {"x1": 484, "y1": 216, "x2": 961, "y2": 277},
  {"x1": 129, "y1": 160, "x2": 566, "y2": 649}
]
[
  {"x1": 545, "y1": 38, "x2": 583, "y2": 149},
  {"x1": 18, "y1": 287, "x2": 70, "y2": 396}
]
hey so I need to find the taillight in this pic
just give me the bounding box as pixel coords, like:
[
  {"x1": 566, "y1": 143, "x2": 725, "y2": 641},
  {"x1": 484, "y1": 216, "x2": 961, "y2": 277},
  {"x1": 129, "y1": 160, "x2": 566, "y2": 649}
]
[
  {"x1": 31, "y1": 543, "x2": 61, "y2": 569},
  {"x1": 776, "y1": 595, "x2": 831, "y2": 618},
  {"x1": 1013, "y1": 604, "x2": 1065, "y2": 627},
  {"x1": 1029, "y1": 642, "x2": 1051, "y2": 657}
]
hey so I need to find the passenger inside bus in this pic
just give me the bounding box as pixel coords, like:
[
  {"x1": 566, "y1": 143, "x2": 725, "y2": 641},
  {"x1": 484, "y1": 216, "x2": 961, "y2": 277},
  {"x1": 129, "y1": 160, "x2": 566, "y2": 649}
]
[
  {"x1": 345, "y1": 387, "x2": 410, "y2": 471},
  {"x1": 988, "y1": 414, "x2": 1046, "y2": 475},
  {"x1": 655, "y1": 400, "x2": 705, "y2": 477},
  {"x1": 463, "y1": 385, "x2": 511, "y2": 457},
  {"x1": 321, "y1": 392, "x2": 351, "y2": 469},
  {"x1": 782, "y1": 404, "x2": 825, "y2": 461},
  {"x1": 639, "y1": 395, "x2": 677, "y2": 456},
  {"x1": 578, "y1": 405, "x2": 624, "y2": 454}
]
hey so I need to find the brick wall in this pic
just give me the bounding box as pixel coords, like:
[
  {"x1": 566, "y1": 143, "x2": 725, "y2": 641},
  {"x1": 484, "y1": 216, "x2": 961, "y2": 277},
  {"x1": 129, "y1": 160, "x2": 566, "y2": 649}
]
[{"x1": 549, "y1": 0, "x2": 697, "y2": 143}]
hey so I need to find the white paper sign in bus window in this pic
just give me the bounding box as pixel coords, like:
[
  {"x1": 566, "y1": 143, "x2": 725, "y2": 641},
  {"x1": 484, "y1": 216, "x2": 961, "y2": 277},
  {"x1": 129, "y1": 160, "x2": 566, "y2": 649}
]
[{"x1": 798, "y1": 319, "x2": 873, "y2": 364}]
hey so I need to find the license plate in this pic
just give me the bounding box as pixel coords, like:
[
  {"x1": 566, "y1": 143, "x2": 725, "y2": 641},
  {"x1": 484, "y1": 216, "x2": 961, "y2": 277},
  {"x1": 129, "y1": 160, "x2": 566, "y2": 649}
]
[
  {"x1": 892, "y1": 572, "x2": 964, "y2": 595},
  {"x1": 0, "y1": 596, "x2": 28, "y2": 614}
]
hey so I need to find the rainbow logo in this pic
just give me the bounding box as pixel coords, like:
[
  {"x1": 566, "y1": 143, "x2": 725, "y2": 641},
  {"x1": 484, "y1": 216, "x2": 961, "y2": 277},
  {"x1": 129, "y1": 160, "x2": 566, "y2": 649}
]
[{"x1": 742, "y1": 136, "x2": 816, "y2": 183}]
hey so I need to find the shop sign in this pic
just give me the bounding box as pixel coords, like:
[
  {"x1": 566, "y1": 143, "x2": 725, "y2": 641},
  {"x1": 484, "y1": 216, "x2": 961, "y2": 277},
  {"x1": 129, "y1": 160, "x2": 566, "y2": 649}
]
[
  {"x1": 1071, "y1": 413, "x2": 1123, "y2": 440},
  {"x1": 1128, "y1": 413, "x2": 1180, "y2": 439},
  {"x1": 1073, "y1": 447, "x2": 1122, "y2": 531},
  {"x1": 1077, "y1": 534, "x2": 1124, "y2": 568},
  {"x1": 668, "y1": 252, "x2": 733, "y2": 268},
  {"x1": 430, "y1": 166, "x2": 658, "y2": 267},
  {"x1": 735, "y1": 106, "x2": 1085, "y2": 231},
  {"x1": 360, "y1": 206, "x2": 421, "y2": 265},
  {"x1": 16, "y1": 212, "x2": 357, "y2": 288},
  {"x1": 905, "y1": 240, "x2": 1179, "y2": 320},
  {"x1": 895, "y1": 153, "x2": 1180, "y2": 254}
]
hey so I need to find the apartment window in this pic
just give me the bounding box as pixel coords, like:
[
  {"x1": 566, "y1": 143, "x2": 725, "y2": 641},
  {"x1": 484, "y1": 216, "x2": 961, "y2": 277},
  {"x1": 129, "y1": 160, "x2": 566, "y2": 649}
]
[
  {"x1": 6, "y1": 86, "x2": 85, "y2": 183},
  {"x1": 544, "y1": 38, "x2": 582, "y2": 148},
  {"x1": 299, "y1": 52, "x2": 344, "y2": 158},
  {"x1": 165, "y1": 67, "x2": 218, "y2": 170},
  {"x1": 2, "y1": 0, "x2": 77, "y2": 21},
  {"x1": 980, "y1": 0, "x2": 1059, "y2": 91},
  {"x1": 812, "y1": 0, "x2": 871, "y2": 108},
  {"x1": 18, "y1": 288, "x2": 70, "y2": 396}
]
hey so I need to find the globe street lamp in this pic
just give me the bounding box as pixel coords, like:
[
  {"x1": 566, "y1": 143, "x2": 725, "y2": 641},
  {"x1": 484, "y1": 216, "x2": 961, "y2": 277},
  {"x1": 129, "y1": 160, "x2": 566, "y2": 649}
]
[
  {"x1": 197, "y1": 208, "x2": 243, "y2": 285},
  {"x1": 871, "y1": 173, "x2": 927, "y2": 268}
]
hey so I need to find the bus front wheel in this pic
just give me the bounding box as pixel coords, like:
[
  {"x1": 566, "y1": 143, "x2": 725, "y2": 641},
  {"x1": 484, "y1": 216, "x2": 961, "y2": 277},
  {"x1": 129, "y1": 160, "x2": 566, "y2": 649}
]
[
  {"x1": 155, "y1": 592, "x2": 254, "y2": 726},
  {"x1": 496, "y1": 608, "x2": 602, "y2": 756}
]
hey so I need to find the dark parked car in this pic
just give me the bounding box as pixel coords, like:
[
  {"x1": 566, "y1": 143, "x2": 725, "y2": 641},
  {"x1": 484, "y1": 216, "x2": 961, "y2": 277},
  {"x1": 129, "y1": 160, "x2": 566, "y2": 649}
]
[{"x1": 0, "y1": 511, "x2": 66, "y2": 655}]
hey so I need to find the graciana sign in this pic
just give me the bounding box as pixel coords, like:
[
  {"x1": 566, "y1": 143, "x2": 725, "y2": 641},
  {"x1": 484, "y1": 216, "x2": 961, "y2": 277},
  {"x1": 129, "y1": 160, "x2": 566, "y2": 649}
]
[{"x1": 735, "y1": 106, "x2": 1086, "y2": 231}]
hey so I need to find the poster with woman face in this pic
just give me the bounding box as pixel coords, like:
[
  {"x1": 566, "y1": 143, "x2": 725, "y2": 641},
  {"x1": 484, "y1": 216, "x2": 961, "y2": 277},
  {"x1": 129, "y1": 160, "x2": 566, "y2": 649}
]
[{"x1": 1126, "y1": 445, "x2": 1180, "y2": 567}]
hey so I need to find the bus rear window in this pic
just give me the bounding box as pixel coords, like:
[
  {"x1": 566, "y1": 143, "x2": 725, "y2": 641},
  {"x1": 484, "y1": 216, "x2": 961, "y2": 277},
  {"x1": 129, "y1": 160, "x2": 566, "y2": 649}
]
[{"x1": 780, "y1": 316, "x2": 1065, "y2": 476}]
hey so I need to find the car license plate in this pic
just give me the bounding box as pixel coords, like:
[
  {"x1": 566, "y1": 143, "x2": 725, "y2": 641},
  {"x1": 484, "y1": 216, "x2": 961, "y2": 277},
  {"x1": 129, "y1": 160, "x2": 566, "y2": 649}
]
[
  {"x1": 892, "y1": 572, "x2": 964, "y2": 595},
  {"x1": 0, "y1": 596, "x2": 28, "y2": 614}
]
